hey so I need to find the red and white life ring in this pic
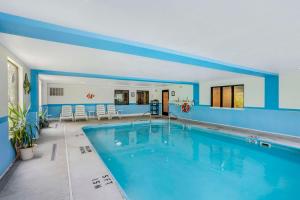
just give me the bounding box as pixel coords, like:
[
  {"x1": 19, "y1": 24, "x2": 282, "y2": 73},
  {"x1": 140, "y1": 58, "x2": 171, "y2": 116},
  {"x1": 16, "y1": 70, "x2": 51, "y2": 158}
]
[{"x1": 181, "y1": 103, "x2": 190, "y2": 113}]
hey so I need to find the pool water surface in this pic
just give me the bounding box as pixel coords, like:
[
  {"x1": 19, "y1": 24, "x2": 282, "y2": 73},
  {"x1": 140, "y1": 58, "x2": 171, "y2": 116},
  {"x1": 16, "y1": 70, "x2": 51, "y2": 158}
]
[{"x1": 84, "y1": 121, "x2": 300, "y2": 200}]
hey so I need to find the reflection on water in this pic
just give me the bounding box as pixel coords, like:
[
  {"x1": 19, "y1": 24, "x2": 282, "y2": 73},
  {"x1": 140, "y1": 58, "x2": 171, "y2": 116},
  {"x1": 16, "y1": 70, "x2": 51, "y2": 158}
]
[
  {"x1": 85, "y1": 122, "x2": 300, "y2": 200},
  {"x1": 109, "y1": 124, "x2": 245, "y2": 174}
]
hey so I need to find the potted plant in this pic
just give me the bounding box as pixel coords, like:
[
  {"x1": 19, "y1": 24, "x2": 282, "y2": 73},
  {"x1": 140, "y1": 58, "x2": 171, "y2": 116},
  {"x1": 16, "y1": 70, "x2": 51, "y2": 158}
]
[
  {"x1": 39, "y1": 110, "x2": 49, "y2": 129},
  {"x1": 8, "y1": 104, "x2": 38, "y2": 160}
]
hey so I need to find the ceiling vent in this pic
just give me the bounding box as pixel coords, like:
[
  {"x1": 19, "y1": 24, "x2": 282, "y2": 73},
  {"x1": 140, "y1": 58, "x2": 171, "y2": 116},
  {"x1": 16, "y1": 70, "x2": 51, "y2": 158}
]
[{"x1": 49, "y1": 88, "x2": 64, "y2": 96}]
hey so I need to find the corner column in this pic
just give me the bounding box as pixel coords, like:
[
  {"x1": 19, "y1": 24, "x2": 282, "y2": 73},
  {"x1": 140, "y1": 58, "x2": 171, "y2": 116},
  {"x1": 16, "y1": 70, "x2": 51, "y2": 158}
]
[
  {"x1": 30, "y1": 70, "x2": 39, "y2": 138},
  {"x1": 264, "y1": 75, "x2": 279, "y2": 109},
  {"x1": 193, "y1": 83, "x2": 199, "y2": 106}
]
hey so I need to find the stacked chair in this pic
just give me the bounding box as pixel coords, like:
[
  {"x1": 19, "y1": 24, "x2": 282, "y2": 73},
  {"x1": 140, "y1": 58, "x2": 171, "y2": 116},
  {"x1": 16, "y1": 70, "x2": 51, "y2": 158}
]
[{"x1": 60, "y1": 104, "x2": 121, "y2": 122}]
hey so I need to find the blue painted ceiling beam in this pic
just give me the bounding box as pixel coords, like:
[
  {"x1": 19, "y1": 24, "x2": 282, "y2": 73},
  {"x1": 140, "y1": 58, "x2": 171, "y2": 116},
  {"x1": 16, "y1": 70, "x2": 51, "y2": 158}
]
[
  {"x1": 0, "y1": 12, "x2": 277, "y2": 78},
  {"x1": 32, "y1": 69, "x2": 195, "y2": 85}
]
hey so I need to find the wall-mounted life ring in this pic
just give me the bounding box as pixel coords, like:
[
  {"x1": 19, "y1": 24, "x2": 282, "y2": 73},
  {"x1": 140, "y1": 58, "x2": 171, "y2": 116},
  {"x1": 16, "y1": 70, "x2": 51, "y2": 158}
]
[{"x1": 181, "y1": 103, "x2": 190, "y2": 113}]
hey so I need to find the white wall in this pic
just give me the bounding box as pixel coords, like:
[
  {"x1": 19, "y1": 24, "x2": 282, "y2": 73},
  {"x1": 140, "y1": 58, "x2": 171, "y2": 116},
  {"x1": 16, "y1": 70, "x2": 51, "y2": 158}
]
[
  {"x1": 199, "y1": 76, "x2": 265, "y2": 107},
  {"x1": 167, "y1": 84, "x2": 193, "y2": 103},
  {"x1": 0, "y1": 43, "x2": 30, "y2": 117},
  {"x1": 41, "y1": 81, "x2": 48, "y2": 105},
  {"x1": 43, "y1": 81, "x2": 194, "y2": 106},
  {"x1": 45, "y1": 82, "x2": 162, "y2": 104},
  {"x1": 279, "y1": 70, "x2": 300, "y2": 109}
]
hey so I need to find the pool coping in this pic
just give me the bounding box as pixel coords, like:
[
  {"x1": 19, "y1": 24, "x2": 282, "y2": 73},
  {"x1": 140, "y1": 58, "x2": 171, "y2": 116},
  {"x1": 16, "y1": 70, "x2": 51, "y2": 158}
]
[
  {"x1": 83, "y1": 118, "x2": 300, "y2": 150},
  {"x1": 174, "y1": 117, "x2": 300, "y2": 150},
  {"x1": 64, "y1": 117, "x2": 300, "y2": 200},
  {"x1": 63, "y1": 122, "x2": 126, "y2": 200}
]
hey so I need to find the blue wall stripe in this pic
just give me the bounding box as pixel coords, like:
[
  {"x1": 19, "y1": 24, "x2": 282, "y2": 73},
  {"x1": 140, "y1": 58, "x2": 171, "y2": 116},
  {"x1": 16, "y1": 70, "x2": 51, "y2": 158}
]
[
  {"x1": 43, "y1": 104, "x2": 152, "y2": 118},
  {"x1": 0, "y1": 116, "x2": 8, "y2": 124},
  {"x1": 198, "y1": 105, "x2": 300, "y2": 112},
  {"x1": 0, "y1": 116, "x2": 15, "y2": 177},
  {"x1": 170, "y1": 104, "x2": 300, "y2": 137},
  {"x1": 0, "y1": 12, "x2": 277, "y2": 78},
  {"x1": 265, "y1": 75, "x2": 279, "y2": 109}
]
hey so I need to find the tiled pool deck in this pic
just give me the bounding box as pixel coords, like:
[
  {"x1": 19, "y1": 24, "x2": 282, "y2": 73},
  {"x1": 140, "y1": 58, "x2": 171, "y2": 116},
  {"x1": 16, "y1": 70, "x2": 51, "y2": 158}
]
[{"x1": 1, "y1": 116, "x2": 299, "y2": 200}]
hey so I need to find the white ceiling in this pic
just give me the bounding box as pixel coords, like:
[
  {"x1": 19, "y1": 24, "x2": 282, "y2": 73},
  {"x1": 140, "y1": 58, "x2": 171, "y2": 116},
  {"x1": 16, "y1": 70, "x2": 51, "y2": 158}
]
[
  {"x1": 0, "y1": 33, "x2": 246, "y2": 82},
  {"x1": 0, "y1": 0, "x2": 299, "y2": 78}
]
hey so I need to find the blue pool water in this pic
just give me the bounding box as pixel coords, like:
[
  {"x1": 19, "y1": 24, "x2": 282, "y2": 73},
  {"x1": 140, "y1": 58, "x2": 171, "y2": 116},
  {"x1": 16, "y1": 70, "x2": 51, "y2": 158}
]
[{"x1": 84, "y1": 121, "x2": 300, "y2": 200}]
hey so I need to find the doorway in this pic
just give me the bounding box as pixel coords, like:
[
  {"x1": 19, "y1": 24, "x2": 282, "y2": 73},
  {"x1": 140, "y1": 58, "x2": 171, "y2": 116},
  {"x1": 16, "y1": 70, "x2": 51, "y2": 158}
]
[{"x1": 162, "y1": 90, "x2": 169, "y2": 116}]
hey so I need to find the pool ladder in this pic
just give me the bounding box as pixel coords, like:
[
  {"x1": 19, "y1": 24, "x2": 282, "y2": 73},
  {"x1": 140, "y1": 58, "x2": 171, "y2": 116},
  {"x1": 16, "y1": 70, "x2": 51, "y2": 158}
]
[
  {"x1": 168, "y1": 112, "x2": 178, "y2": 123},
  {"x1": 143, "y1": 112, "x2": 152, "y2": 124}
]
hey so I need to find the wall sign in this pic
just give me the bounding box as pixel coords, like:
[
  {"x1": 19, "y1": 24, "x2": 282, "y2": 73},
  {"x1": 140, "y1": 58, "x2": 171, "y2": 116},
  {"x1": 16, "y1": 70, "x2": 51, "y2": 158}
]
[
  {"x1": 171, "y1": 91, "x2": 175, "y2": 96},
  {"x1": 23, "y1": 73, "x2": 31, "y2": 95},
  {"x1": 86, "y1": 92, "x2": 95, "y2": 99}
]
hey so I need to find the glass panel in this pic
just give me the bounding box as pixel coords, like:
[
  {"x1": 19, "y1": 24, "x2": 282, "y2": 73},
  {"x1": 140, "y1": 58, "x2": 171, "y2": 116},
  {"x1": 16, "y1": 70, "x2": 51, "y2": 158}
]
[
  {"x1": 212, "y1": 87, "x2": 221, "y2": 107},
  {"x1": 234, "y1": 85, "x2": 244, "y2": 108},
  {"x1": 222, "y1": 86, "x2": 232, "y2": 108},
  {"x1": 114, "y1": 90, "x2": 129, "y2": 105},
  {"x1": 7, "y1": 62, "x2": 19, "y2": 106},
  {"x1": 137, "y1": 90, "x2": 149, "y2": 105}
]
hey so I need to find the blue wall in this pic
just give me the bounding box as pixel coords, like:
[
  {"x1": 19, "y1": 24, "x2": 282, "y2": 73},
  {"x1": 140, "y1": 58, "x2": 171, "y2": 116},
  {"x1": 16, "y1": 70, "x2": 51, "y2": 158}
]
[
  {"x1": 170, "y1": 104, "x2": 300, "y2": 137},
  {"x1": 0, "y1": 116, "x2": 15, "y2": 177},
  {"x1": 43, "y1": 103, "x2": 151, "y2": 119}
]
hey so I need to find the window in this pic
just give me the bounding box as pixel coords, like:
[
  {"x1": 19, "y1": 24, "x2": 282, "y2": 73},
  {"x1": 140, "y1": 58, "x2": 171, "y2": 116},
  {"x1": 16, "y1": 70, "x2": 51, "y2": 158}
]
[
  {"x1": 222, "y1": 86, "x2": 232, "y2": 108},
  {"x1": 114, "y1": 90, "x2": 129, "y2": 105},
  {"x1": 211, "y1": 85, "x2": 244, "y2": 108},
  {"x1": 211, "y1": 87, "x2": 221, "y2": 107},
  {"x1": 233, "y1": 85, "x2": 244, "y2": 108},
  {"x1": 7, "y1": 61, "x2": 19, "y2": 106},
  {"x1": 136, "y1": 90, "x2": 149, "y2": 105}
]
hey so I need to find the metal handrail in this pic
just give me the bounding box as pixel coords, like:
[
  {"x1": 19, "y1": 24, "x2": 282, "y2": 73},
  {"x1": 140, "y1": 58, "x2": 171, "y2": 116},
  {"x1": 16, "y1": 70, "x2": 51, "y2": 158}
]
[
  {"x1": 168, "y1": 112, "x2": 178, "y2": 121},
  {"x1": 142, "y1": 112, "x2": 152, "y2": 123}
]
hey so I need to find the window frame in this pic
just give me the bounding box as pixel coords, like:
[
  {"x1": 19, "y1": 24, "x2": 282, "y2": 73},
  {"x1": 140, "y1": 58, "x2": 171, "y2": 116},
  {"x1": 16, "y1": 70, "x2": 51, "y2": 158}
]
[
  {"x1": 136, "y1": 90, "x2": 149, "y2": 105},
  {"x1": 211, "y1": 84, "x2": 244, "y2": 108},
  {"x1": 114, "y1": 90, "x2": 129, "y2": 105}
]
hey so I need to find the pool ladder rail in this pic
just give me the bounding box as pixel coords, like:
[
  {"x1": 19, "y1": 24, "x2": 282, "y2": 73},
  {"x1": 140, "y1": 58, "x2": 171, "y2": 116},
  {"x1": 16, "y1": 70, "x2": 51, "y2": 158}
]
[{"x1": 168, "y1": 112, "x2": 178, "y2": 123}]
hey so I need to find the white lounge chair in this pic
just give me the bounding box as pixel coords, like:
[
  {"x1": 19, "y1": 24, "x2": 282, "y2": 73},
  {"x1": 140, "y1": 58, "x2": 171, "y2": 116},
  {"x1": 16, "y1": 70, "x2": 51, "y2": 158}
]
[
  {"x1": 60, "y1": 105, "x2": 74, "y2": 122},
  {"x1": 74, "y1": 105, "x2": 88, "y2": 121},
  {"x1": 96, "y1": 105, "x2": 107, "y2": 120},
  {"x1": 107, "y1": 105, "x2": 120, "y2": 119}
]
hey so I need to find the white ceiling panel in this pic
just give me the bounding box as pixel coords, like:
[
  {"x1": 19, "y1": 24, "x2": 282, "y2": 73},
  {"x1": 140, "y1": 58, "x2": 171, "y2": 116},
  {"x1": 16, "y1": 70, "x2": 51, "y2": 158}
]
[
  {"x1": 0, "y1": 33, "x2": 246, "y2": 82},
  {"x1": 0, "y1": 0, "x2": 299, "y2": 72}
]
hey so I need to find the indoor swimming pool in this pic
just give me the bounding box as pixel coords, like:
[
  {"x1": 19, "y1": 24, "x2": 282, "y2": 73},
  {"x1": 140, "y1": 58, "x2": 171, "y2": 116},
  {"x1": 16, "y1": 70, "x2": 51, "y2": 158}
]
[{"x1": 83, "y1": 120, "x2": 300, "y2": 200}]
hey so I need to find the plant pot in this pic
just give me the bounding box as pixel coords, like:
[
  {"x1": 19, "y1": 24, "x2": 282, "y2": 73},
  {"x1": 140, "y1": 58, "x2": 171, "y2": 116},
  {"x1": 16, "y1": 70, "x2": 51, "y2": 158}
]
[
  {"x1": 33, "y1": 144, "x2": 38, "y2": 153},
  {"x1": 20, "y1": 147, "x2": 34, "y2": 160}
]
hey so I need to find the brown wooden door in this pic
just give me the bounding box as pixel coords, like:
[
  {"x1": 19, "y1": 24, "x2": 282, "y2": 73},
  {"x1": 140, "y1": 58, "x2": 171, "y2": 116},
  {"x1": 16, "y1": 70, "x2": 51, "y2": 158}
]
[{"x1": 162, "y1": 90, "x2": 169, "y2": 116}]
